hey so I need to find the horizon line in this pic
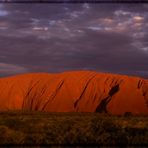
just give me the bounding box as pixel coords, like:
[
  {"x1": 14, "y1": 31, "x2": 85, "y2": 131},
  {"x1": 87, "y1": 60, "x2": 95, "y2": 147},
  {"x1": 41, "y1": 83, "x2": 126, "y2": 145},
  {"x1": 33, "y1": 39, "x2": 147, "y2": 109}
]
[{"x1": 0, "y1": 70, "x2": 147, "y2": 79}]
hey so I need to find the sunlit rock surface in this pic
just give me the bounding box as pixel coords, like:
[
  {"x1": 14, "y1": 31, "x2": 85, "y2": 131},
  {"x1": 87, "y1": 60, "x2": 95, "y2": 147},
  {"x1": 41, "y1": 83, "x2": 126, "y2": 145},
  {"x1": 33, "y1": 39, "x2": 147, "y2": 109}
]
[{"x1": 0, "y1": 71, "x2": 147, "y2": 115}]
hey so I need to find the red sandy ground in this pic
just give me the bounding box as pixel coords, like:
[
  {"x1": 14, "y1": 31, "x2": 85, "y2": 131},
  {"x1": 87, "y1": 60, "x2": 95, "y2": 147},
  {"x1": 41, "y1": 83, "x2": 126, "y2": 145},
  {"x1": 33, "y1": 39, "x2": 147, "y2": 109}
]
[{"x1": 0, "y1": 71, "x2": 147, "y2": 115}]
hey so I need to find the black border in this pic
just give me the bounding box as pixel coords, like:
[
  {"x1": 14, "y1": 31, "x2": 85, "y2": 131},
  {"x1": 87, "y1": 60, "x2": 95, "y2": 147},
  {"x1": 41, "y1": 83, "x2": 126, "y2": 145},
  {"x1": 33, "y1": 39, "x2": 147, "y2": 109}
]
[
  {"x1": 0, "y1": 143, "x2": 147, "y2": 147},
  {"x1": 0, "y1": 0, "x2": 147, "y2": 3}
]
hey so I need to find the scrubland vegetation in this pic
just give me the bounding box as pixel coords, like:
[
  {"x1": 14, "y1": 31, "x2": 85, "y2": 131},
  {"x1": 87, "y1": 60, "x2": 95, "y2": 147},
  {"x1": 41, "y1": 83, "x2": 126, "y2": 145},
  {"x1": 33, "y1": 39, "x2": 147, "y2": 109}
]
[{"x1": 0, "y1": 111, "x2": 147, "y2": 147}]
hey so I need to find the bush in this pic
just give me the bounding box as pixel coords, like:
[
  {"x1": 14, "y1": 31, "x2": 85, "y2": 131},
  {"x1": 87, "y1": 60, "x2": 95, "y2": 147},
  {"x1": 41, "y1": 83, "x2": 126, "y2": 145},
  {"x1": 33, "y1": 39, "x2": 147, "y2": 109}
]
[{"x1": 0, "y1": 111, "x2": 147, "y2": 146}]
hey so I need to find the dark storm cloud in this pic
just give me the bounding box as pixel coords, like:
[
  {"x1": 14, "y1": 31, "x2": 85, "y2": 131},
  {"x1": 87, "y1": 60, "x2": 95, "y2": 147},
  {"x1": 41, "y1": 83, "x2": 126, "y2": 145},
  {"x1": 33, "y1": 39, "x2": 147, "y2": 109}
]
[{"x1": 0, "y1": 3, "x2": 148, "y2": 78}]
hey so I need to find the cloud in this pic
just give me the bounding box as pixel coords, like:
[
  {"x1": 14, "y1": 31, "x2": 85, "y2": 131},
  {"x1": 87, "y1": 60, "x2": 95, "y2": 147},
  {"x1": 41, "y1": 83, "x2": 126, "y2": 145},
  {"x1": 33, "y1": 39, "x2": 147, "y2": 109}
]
[
  {"x1": 0, "y1": 62, "x2": 28, "y2": 76},
  {"x1": 32, "y1": 26, "x2": 48, "y2": 31},
  {"x1": 114, "y1": 10, "x2": 131, "y2": 16},
  {"x1": 0, "y1": 3, "x2": 147, "y2": 78},
  {"x1": 0, "y1": 4, "x2": 8, "y2": 16},
  {"x1": 133, "y1": 16, "x2": 144, "y2": 21}
]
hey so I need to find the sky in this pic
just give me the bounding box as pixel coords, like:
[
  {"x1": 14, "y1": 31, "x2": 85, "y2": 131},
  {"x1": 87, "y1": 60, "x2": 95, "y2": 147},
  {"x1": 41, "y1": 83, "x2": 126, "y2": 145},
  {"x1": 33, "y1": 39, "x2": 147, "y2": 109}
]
[{"x1": 0, "y1": 2, "x2": 148, "y2": 78}]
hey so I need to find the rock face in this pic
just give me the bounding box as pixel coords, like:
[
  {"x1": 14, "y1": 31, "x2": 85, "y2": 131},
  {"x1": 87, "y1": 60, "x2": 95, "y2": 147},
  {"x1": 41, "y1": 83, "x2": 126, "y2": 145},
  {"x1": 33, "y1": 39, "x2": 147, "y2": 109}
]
[{"x1": 0, "y1": 71, "x2": 147, "y2": 115}]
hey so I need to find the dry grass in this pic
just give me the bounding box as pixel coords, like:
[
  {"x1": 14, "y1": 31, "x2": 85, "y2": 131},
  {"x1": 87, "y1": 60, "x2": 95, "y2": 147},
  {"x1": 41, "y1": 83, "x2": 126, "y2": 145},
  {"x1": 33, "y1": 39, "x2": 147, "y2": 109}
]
[{"x1": 0, "y1": 111, "x2": 147, "y2": 146}]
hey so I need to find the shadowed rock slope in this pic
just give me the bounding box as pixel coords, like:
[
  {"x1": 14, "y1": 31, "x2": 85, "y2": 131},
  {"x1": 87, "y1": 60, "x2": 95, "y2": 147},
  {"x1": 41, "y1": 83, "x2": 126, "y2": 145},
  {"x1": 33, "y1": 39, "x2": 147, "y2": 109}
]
[{"x1": 0, "y1": 71, "x2": 147, "y2": 115}]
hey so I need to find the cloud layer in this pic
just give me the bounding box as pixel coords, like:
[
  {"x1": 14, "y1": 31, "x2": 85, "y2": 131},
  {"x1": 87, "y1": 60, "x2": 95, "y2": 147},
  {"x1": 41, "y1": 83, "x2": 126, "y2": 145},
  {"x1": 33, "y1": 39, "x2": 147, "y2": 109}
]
[{"x1": 0, "y1": 3, "x2": 148, "y2": 78}]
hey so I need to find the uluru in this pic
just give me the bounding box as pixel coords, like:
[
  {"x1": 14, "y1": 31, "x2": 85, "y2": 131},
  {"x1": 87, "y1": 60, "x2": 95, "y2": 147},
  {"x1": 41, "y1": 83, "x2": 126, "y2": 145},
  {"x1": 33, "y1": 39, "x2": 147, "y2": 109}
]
[{"x1": 0, "y1": 71, "x2": 147, "y2": 115}]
